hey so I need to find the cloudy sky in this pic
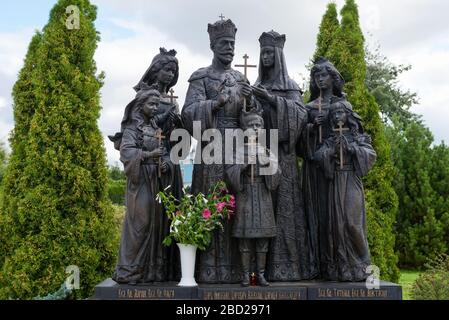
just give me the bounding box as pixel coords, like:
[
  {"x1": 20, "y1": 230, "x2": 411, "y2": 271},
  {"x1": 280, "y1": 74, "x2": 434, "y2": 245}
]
[{"x1": 1, "y1": 0, "x2": 448, "y2": 165}]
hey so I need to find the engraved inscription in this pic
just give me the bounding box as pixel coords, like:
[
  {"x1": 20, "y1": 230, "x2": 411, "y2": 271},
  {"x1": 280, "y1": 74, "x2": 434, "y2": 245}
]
[
  {"x1": 317, "y1": 287, "x2": 389, "y2": 299},
  {"x1": 202, "y1": 290, "x2": 302, "y2": 300}
]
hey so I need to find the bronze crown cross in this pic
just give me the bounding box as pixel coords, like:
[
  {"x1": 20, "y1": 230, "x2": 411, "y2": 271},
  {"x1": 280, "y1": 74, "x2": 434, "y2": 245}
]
[{"x1": 235, "y1": 54, "x2": 257, "y2": 111}]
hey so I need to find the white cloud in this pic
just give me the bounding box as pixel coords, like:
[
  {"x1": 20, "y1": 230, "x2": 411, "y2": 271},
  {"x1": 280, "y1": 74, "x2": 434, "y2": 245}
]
[
  {"x1": 2, "y1": 0, "x2": 449, "y2": 162},
  {"x1": 95, "y1": 18, "x2": 211, "y2": 164}
]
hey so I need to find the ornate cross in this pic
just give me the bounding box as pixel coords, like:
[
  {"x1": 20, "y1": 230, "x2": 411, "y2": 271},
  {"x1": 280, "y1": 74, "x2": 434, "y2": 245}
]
[
  {"x1": 164, "y1": 88, "x2": 178, "y2": 104},
  {"x1": 333, "y1": 121, "x2": 350, "y2": 169},
  {"x1": 155, "y1": 129, "x2": 166, "y2": 177},
  {"x1": 235, "y1": 54, "x2": 257, "y2": 79},
  {"x1": 235, "y1": 54, "x2": 257, "y2": 111},
  {"x1": 219, "y1": 14, "x2": 225, "y2": 21}
]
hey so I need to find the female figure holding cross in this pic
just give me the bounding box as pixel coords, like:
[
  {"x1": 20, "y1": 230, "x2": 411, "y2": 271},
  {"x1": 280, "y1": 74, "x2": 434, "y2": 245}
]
[
  {"x1": 134, "y1": 47, "x2": 184, "y2": 213},
  {"x1": 313, "y1": 99, "x2": 376, "y2": 281},
  {"x1": 111, "y1": 86, "x2": 178, "y2": 284},
  {"x1": 300, "y1": 57, "x2": 346, "y2": 280}
]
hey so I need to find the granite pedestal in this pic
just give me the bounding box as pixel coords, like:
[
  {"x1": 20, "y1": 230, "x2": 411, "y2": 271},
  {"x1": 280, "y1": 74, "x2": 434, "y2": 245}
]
[{"x1": 93, "y1": 279, "x2": 402, "y2": 300}]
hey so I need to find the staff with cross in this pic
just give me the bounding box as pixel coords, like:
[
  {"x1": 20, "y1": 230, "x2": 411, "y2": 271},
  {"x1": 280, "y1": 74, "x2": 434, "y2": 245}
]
[
  {"x1": 155, "y1": 129, "x2": 166, "y2": 177},
  {"x1": 333, "y1": 121, "x2": 350, "y2": 170},
  {"x1": 247, "y1": 135, "x2": 258, "y2": 184},
  {"x1": 235, "y1": 54, "x2": 257, "y2": 111},
  {"x1": 318, "y1": 90, "x2": 323, "y2": 144}
]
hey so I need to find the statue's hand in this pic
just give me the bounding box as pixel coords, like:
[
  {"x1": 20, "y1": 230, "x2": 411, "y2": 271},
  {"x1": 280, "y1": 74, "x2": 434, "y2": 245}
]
[
  {"x1": 148, "y1": 146, "x2": 165, "y2": 159},
  {"x1": 239, "y1": 82, "x2": 253, "y2": 99},
  {"x1": 168, "y1": 110, "x2": 181, "y2": 125},
  {"x1": 161, "y1": 161, "x2": 169, "y2": 173},
  {"x1": 258, "y1": 154, "x2": 270, "y2": 167},
  {"x1": 314, "y1": 114, "x2": 325, "y2": 127},
  {"x1": 252, "y1": 86, "x2": 274, "y2": 104},
  {"x1": 213, "y1": 93, "x2": 230, "y2": 112}
]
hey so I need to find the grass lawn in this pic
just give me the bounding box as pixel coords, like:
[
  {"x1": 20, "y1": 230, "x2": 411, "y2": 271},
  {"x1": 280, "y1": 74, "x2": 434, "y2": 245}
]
[{"x1": 399, "y1": 270, "x2": 421, "y2": 300}]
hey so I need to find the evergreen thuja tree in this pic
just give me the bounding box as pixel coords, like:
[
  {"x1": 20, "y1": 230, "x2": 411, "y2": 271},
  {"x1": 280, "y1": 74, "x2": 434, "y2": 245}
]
[
  {"x1": 0, "y1": 0, "x2": 118, "y2": 299},
  {"x1": 313, "y1": 0, "x2": 400, "y2": 281},
  {"x1": 313, "y1": 2, "x2": 340, "y2": 62},
  {"x1": 0, "y1": 32, "x2": 42, "y2": 268}
]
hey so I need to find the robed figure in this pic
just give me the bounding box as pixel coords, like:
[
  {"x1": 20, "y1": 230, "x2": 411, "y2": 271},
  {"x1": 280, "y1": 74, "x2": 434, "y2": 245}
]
[
  {"x1": 313, "y1": 99, "x2": 376, "y2": 281},
  {"x1": 225, "y1": 109, "x2": 281, "y2": 287},
  {"x1": 181, "y1": 19, "x2": 257, "y2": 283},
  {"x1": 299, "y1": 58, "x2": 347, "y2": 280},
  {"x1": 133, "y1": 47, "x2": 184, "y2": 202},
  {"x1": 252, "y1": 31, "x2": 317, "y2": 280},
  {"x1": 110, "y1": 87, "x2": 179, "y2": 284}
]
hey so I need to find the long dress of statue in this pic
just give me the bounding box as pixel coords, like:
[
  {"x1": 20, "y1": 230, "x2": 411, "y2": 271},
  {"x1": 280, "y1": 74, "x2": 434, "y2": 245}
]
[
  {"x1": 181, "y1": 19, "x2": 258, "y2": 283},
  {"x1": 252, "y1": 31, "x2": 318, "y2": 280},
  {"x1": 109, "y1": 48, "x2": 184, "y2": 283},
  {"x1": 313, "y1": 99, "x2": 376, "y2": 281},
  {"x1": 110, "y1": 87, "x2": 178, "y2": 284},
  {"x1": 299, "y1": 58, "x2": 347, "y2": 279}
]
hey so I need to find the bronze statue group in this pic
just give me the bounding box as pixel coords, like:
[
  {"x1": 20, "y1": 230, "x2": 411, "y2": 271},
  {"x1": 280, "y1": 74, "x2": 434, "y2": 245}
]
[{"x1": 109, "y1": 19, "x2": 377, "y2": 287}]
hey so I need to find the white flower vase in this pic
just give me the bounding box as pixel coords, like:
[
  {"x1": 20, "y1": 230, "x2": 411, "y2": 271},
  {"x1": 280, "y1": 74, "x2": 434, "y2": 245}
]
[{"x1": 177, "y1": 243, "x2": 198, "y2": 287}]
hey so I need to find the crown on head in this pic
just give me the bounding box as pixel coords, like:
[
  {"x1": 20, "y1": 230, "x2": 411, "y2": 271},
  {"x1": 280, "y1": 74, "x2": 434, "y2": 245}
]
[
  {"x1": 159, "y1": 47, "x2": 177, "y2": 57},
  {"x1": 240, "y1": 107, "x2": 264, "y2": 127},
  {"x1": 208, "y1": 19, "x2": 237, "y2": 43},
  {"x1": 259, "y1": 31, "x2": 286, "y2": 49}
]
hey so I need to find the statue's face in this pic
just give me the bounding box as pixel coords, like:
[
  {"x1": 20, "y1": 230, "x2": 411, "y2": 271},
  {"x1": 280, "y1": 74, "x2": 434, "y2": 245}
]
[
  {"x1": 142, "y1": 95, "x2": 159, "y2": 118},
  {"x1": 245, "y1": 117, "x2": 263, "y2": 136},
  {"x1": 157, "y1": 62, "x2": 177, "y2": 86},
  {"x1": 212, "y1": 37, "x2": 235, "y2": 64},
  {"x1": 261, "y1": 46, "x2": 275, "y2": 68},
  {"x1": 314, "y1": 68, "x2": 333, "y2": 91},
  {"x1": 332, "y1": 107, "x2": 347, "y2": 126}
]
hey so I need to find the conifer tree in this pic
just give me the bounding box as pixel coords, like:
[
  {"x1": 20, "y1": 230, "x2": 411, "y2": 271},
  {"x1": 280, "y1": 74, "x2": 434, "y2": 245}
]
[
  {"x1": 313, "y1": 2, "x2": 340, "y2": 62},
  {"x1": 0, "y1": 32, "x2": 42, "y2": 268},
  {"x1": 314, "y1": 0, "x2": 400, "y2": 281},
  {"x1": 0, "y1": 0, "x2": 118, "y2": 299}
]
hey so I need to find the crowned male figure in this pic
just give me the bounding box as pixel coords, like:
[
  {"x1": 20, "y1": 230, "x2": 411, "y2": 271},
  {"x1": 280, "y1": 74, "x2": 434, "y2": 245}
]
[{"x1": 182, "y1": 19, "x2": 257, "y2": 283}]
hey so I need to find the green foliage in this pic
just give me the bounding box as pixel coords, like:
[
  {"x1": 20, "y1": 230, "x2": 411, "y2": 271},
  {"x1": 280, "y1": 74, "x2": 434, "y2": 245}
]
[
  {"x1": 107, "y1": 165, "x2": 125, "y2": 205},
  {"x1": 368, "y1": 49, "x2": 449, "y2": 269},
  {"x1": 314, "y1": 0, "x2": 400, "y2": 281},
  {"x1": 399, "y1": 270, "x2": 421, "y2": 300},
  {"x1": 386, "y1": 119, "x2": 449, "y2": 267},
  {"x1": 158, "y1": 181, "x2": 235, "y2": 251},
  {"x1": 0, "y1": 0, "x2": 118, "y2": 299},
  {"x1": 411, "y1": 254, "x2": 449, "y2": 300},
  {"x1": 366, "y1": 47, "x2": 419, "y2": 123},
  {"x1": 313, "y1": 2, "x2": 339, "y2": 62},
  {"x1": 0, "y1": 142, "x2": 7, "y2": 186}
]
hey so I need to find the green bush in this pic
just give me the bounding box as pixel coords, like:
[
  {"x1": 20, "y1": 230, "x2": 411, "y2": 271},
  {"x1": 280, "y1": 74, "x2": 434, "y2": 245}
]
[
  {"x1": 0, "y1": 0, "x2": 119, "y2": 299},
  {"x1": 411, "y1": 254, "x2": 449, "y2": 300},
  {"x1": 107, "y1": 165, "x2": 125, "y2": 205}
]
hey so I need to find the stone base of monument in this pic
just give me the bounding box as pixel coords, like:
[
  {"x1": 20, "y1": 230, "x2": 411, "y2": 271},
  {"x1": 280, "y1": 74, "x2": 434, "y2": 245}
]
[{"x1": 93, "y1": 278, "x2": 402, "y2": 300}]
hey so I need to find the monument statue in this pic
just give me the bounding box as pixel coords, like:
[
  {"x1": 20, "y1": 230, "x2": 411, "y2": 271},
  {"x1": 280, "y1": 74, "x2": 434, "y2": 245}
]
[
  {"x1": 252, "y1": 31, "x2": 318, "y2": 280},
  {"x1": 300, "y1": 57, "x2": 346, "y2": 280},
  {"x1": 181, "y1": 18, "x2": 257, "y2": 284},
  {"x1": 110, "y1": 86, "x2": 177, "y2": 284},
  {"x1": 225, "y1": 108, "x2": 280, "y2": 287},
  {"x1": 313, "y1": 98, "x2": 376, "y2": 281},
  {"x1": 108, "y1": 48, "x2": 184, "y2": 284}
]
